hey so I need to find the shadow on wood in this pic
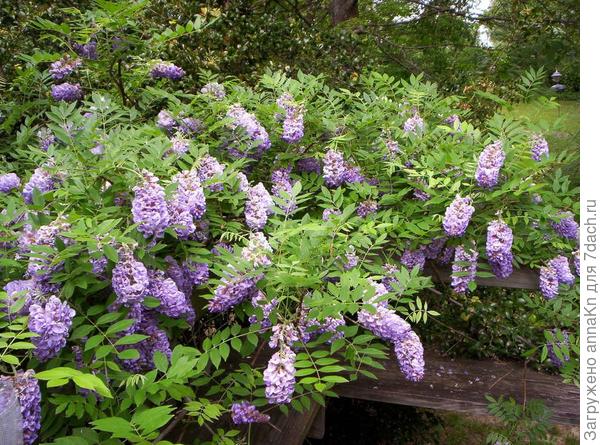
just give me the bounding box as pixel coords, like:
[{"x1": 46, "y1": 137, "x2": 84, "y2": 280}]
[{"x1": 250, "y1": 402, "x2": 320, "y2": 445}]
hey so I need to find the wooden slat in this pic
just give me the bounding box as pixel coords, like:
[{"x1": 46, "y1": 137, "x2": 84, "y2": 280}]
[
  {"x1": 251, "y1": 402, "x2": 320, "y2": 445},
  {"x1": 307, "y1": 405, "x2": 326, "y2": 439},
  {"x1": 425, "y1": 264, "x2": 539, "y2": 289},
  {"x1": 336, "y1": 350, "x2": 579, "y2": 425}
]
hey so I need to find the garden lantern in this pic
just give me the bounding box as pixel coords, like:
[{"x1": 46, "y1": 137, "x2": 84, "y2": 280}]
[{"x1": 551, "y1": 70, "x2": 562, "y2": 83}]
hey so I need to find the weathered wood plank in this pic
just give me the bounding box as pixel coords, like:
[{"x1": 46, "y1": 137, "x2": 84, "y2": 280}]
[
  {"x1": 307, "y1": 405, "x2": 326, "y2": 439},
  {"x1": 336, "y1": 350, "x2": 579, "y2": 425},
  {"x1": 425, "y1": 264, "x2": 539, "y2": 289},
  {"x1": 251, "y1": 402, "x2": 320, "y2": 445}
]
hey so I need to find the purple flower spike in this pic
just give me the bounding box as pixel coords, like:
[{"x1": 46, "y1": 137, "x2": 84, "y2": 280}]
[
  {"x1": 150, "y1": 62, "x2": 185, "y2": 80},
  {"x1": 51, "y1": 83, "x2": 83, "y2": 102},
  {"x1": 132, "y1": 170, "x2": 170, "y2": 238},
  {"x1": 112, "y1": 248, "x2": 149, "y2": 307},
  {"x1": 486, "y1": 220, "x2": 513, "y2": 279},
  {"x1": 263, "y1": 345, "x2": 296, "y2": 404},
  {"x1": 442, "y1": 195, "x2": 474, "y2": 237},
  {"x1": 393, "y1": 330, "x2": 425, "y2": 382},
  {"x1": 475, "y1": 140, "x2": 505, "y2": 188},
  {"x1": 531, "y1": 134, "x2": 549, "y2": 161},
  {"x1": 245, "y1": 183, "x2": 274, "y2": 231},
  {"x1": 231, "y1": 401, "x2": 270, "y2": 424},
  {"x1": 451, "y1": 245, "x2": 478, "y2": 294},
  {"x1": 28, "y1": 296, "x2": 75, "y2": 362},
  {"x1": 0, "y1": 173, "x2": 20, "y2": 193},
  {"x1": 539, "y1": 265, "x2": 559, "y2": 300},
  {"x1": 0, "y1": 370, "x2": 41, "y2": 445}
]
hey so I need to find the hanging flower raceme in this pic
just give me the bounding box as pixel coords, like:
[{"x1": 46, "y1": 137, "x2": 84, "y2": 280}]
[
  {"x1": 0, "y1": 173, "x2": 20, "y2": 193},
  {"x1": 22, "y1": 167, "x2": 57, "y2": 204},
  {"x1": 90, "y1": 255, "x2": 108, "y2": 275},
  {"x1": 296, "y1": 157, "x2": 321, "y2": 174},
  {"x1": 486, "y1": 220, "x2": 513, "y2": 279},
  {"x1": 120, "y1": 312, "x2": 172, "y2": 373},
  {"x1": 323, "y1": 149, "x2": 346, "y2": 187},
  {"x1": 156, "y1": 110, "x2": 178, "y2": 134},
  {"x1": 168, "y1": 135, "x2": 190, "y2": 156},
  {"x1": 73, "y1": 40, "x2": 97, "y2": 59},
  {"x1": 150, "y1": 62, "x2": 185, "y2": 80},
  {"x1": 244, "y1": 183, "x2": 274, "y2": 231},
  {"x1": 236, "y1": 172, "x2": 250, "y2": 192},
  {"x1": 322, "y1": 208, "x2": 341, "y2": 221},
  {"x1": 25, "y1": 220, "x2": 70, "y2": 290},
  {"x1": 2, "y1": 279, "x2": 37, "y2": 316},
  {"x1": 385, "y1": 139, "x2": 400, "y2": 158},
  {"x1": 226, "y1": 104, "x2": 271, "y2": 158},
  {"x1": 49, "y1": 55, "x2": 82, "y2": 80},
  {"x1": 28, "y1": 296, "x2": 75, "y2": 362},
  {"x1": 539, "y1": 265, "x2": 559, "y2": 300},
  {"x1": 573, "y1": 250, "x2": 580, "y2": 276},
  {"x1": 276, "y1": 92, "x2": 305, "y2": 143},
  {"x1": 437, "y1": 246, "x2": 455, "y2": 265},
  {"x1": 475, "y1": 140, "x2": 505, "y2": 188},
  {"x1": 343, "y1": 245, "x2": 359, "y2": 270},
  {"x1": 51, "y1": 83, "x2": 83, "y2": 102},
  {"x1": 548, "y1": 255, "x2": 575, "y2": 286},
  {"x1": 400, "y1": 248, "x2": 426, "y2": 272},
  {"x1": 0, "y1": 370, "x2": 41, "y2": 445},
  {"x1": 112, "y1": 248, "x2": 149, "y2": 307},
  {"x1": 547, "y1": 329, "x2": 570, "y2": 368},
  {"x1": 207, "y1": 271, "x2": 262, "y2": 313},
  {"x1": 422, "y1": 238, "x2": 446, "y2": 260},
  {"x1": 197, "y1": 155, "x2": 225, "y2": 192},
  {"x1": 403, "y1": 112, "x2": 425, "y2": 135},
  {"x1": 530, "y1": 134, "x2": 549, "y2": 161},
  {"x1": 201, "y1": 82, "x2": 226, "y2": 100},
  {"x1": 451, "y1": 245, "x2": 478, "y2": 294},
  {"x1": 37, "y1": 127, "x2": 56, "y2": 151},
  {"x1": 132, "y1": 170, "x2": 170, "y2": 239},
  {"x1": 168, "y1": 169, "x2": 206, "y2": 239},
  {"x1": 357, "y1": 200, "x2": 378, "y2": 218},
  {"x1": 271, "y1": 167, "x2": 297, "y2": 213},
  {"x1": 241, "y1": 232, "x2": 273, "y2": 267},
  {"x1": 147, "y1": 269, "x2": 194, "y2": 321},
  {"x1": 394, "y1": 330, "x2": 425, "y2": 382},
  {"x1": 263, "y1": 344, "x2": 297, "y2": 404},
  {"x1": 249, "y1": 291, "x2": 277, "y2": 328},
  {"x1": 442, "y1": 195, "x2": 475, "y2": 237},
  {"x1": 165, "y1": 257, "x2": 209, "y2": 298},
  {"x1": 231, "y1": 401, "x2": 271, "y2": 424},
  {"x1": 550, "y1": 212, "x2": 579, "y2": 240}
]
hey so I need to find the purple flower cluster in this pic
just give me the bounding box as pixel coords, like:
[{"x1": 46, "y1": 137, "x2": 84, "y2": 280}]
[
  {"x1": 245, "y1": 183, "x2": 274, "y2": 231},
  {"x1": 394, "y1": 330, "x2": 425, "y2": 382},
  {"x1": 276, "y1": 93, "x2": 305, "y2": 143},
  {"x1": 475, "y1": 140, "x2": 505, "y2": 188},
  {"x1": 168, "y1": 170, "x2": 206, "y2": 238},
  {"x1": 442, "y1": 195, "x2": 475, "y2": 237},
  {"x1": 322, "y1": 208, "x2": 341, "y2": 221},
  {"x1": 147, "y1": 269, "x2": 194, "y2": 321},
  {"x1": 166, "y1": 256, "x2": 209, "y2": 298},
  {"x1": 357, "y1": 200, "x2": 378, "y2": 218},
  {"x1": 201, "y1": 82, "x2": 226, "y2": 100},
  {"x1": 403, "y1": 113, "x2": 425, "y2": 134},
  {"x1": 0, "y1": 370, "x2": 41, "y2": 445},
  {"x1": 49, "y1": 56, "x2": 82, "y2": 80},
  {"x1": 573, "y1": 250, "x2": 580, "y2": 276},
  {"x1": 112, "y1": 248, "x2": 149, "y2": 307},
  {"x1": 150, "y1": 62, "x2": 185, "y2": 80},
  {"x1": 226, "y1": 104, "x2": 271, "y2": 158},
  {"x1": 208, "y1": 271, "x2": 261, "y2": 313},
  {"x1": 382, "y1": 263, "x2": 399, "y2": 292},
  {"x1": 451, "y1": 245, "x2": 478, "y2": 294},
  {"x1": 0, "y1": 173, "x2": 20, "y2": 193},
  {"x1": 550, "y1": 212, "x2": 579, "y2": 240},
  {"x1": 385, "y1": 139, "x2": 400, "y2": 158},
  {"x1": 73, "y1": 40, "x2": 97, "y2": 59},
  {"x1": 231, "y1": 401, "x2": 270, "y2": 424},
  {"x1": 547, "y1": 329, "x2": 570, "y2": 368},
  {"x1": 51, "y1": 83, "x2": 83, "y2": 102},
  {"x1": 132, "y1": 170, "x2": 170, "y2": 238},
  {"x1": 263, "y1": 345, "x2": 296, "y2": 404},
  {"x1": 296, "y1": 157, "x2": 321, "y2": 174},
  {"x1": 25, "y1": 219, "x2": 70, "y2": 288},
  {"x1": 120, "y1": 312, "x2": 172, "y2": 372},
  {"x1": 445, "y1": 114, "x2": 461, "y2": 127},
  {"x1": 548, "y1": 255, "x2": 575, "y2": 286},
  {"x1": 486, "y1": 220, "x2": 513, "y2": 278},
  {"x1": 422, "y1": 238, "x2": 446, "y2": 260},
  {"x1": 28, "y1": 296, "x2": 75, "y2": 362},
  {"x1": 322, "y1": 149, "x2": 364, "y2": 188},
  {"x1": 37, "y1": 127, "x2": 56, "y2": 151},
  {"x1": 531, "y1": 134, "x2": 549, "y2": 161},
  {"x1": 197, "y1": 155, "x2": 225, "y2": 192},
  {"x1": 344, "y1": 246, "x2": 359, "y2": 270},
  {"x1": 2, "y1": 279, "x2": 36, "y2": 316},
  {"x1": 249, "y1": 291, "x2": 277, "y2": 327},
  {"x1": 156, "y1": 110, "x2": 178, "y2": 133},
  {"x1": 400, "y1": 248, "x2": 426, "y2": 272},
  {"x1": 168, "y1": 136, "x2": 190, "y2": 156},
  {"x1": 22, "y1": 167, "x2": 56, "y2": 204},
  {"x1": 413, "y1": 186, "x2": 430, "y2": 201},
  {"x1": 90, "y1": 255, "x2": 108, "y2": 275},
  {"x1": 358, "y1": 299, "x2": 411, "y2": 343},
  {"x1": 241, "y1": 232, "x2": 273, "y2": 267},
  {"x1": 271, "y1": 167, "x2": 297, "y2": 213},
  {"x1": 539, "y1": 265, "x2": 559, "y2": 300}
]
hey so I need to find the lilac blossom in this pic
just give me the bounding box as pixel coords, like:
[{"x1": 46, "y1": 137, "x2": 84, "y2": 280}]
[
  {"x1": 357, "y1": 200, "x2": 378, "y2": 218},
  {"x1": 269, "y1": 323, "x2": 301, "y2": 348},
  {"x1": 28, "y1": 296, "x2": 75, "y2": 362},
  {"x1": 271, "y1": 167, "x2": 297, "y2": 213},
  {"x1": 263, "y1": 345, "x2": 296, "y2": 404},
  {"x1": 22, "y1": 167, "x2": 56, "y2": 204},
  {"x1": 548, "y1": 255, "x2": 575, "y2": 285},
  {"x1": 150, "y1": 62, "x2": 185, "y2": 80},
  {"x1": 547, "y1": 329, "x2": 570, "y2": 368},
  {"x1": 344, "y1": 245, "x2": 359, "y2": 270},
  {"x1": 166, "y1": 256, "x2": 209, "y2": 298},
  {"x1": 156, "y1": 110, "x2": 178, "y2": 133},
  {"x1": 168, "y1": 136, "x2": 190, "y2": 156},
  {"x1": 51, "y1": 83, "x2": 83, "y2": 102},
  {"x1": 539, "y1": 265, "x2": 559, "y2": 300},
  {"x1": 171, "y1": 170, "x2": 206, "y2": 219},
  {"x1": 486, "y1": 220, "x2": 513, "y2": 279},
  {"x1": 236, "y1": 172, "x2": 250, "y2": 192},
  {"x1": 531, "y1": 134, "x2": 549, "y2": 161},
  {"x1": 241, "y1": 232, "x2": 273, "y2": 267},
  {"x1": 451, "y1": 245, "x2": 478, "y2": 294},
  {"x1": 442, "y1": 195, "x2": 475, "y2": 237},
  {"x1": 245, "y1": 183, "x2": 274, "y2": 231},
  {"x1": 2, "y1": 279, "x2": 36, "y2": 316},
  {"x1": 112, "y1": 248, "x2": 149, "y2": 307},
  {"x1": 276, "y1": 93, "x2": 305, "y2": 143},
  {"x1": 132, "y1": 170, "x2": 170, "y2": 238},
  {"x1": 249, "y1": 291, "x2": 277, "y2": 328},
  {"x1": 197, "y1": 155, "x2": 225, "y2": 192},
  {"x1": 49, "y1": 56, "x2": 82, "y2": 80},
  {"x1": 0, "y1": 173, "x2": 20, "y2": 193},
  {"x1": 120, "y1": 312, "x2": 172, "y2": 373},
  {"x1": 147, "y1": 269, "x2": 194, "y2": 320},
  {"x1": 226, "y1": 104, "x2": 271, "y2": 158},
  {"x1": 37, "y1": 127, "x2": 56, "y2": 151},
  {"x1": 231, "y1": 401, "x2": 270, "y2": 424},
  {"x1": 358, "y1": 299, "x2": 411, "y2": 343},
  {"x1": 201, "y1": 82, "x2": 226, "y2": 100},
  {"x1": 0, "y1": 370, "x2": 41, "y2": 445},
  {"x1": 475, "y1": 140, "x2": 505, "y2": 188},
  {"x1": 207, "y1": 272, "x2": 261, "y2": 313},
  {"x1": 400, "y1": 248, "x2": 426, "y2": 272},
  {"x1": 296, "y1": 157, "x2": 321, "y2": 174},
  {"x1": 550, "y1": 212, "x2": 579, "y2": 240},
  {"x1": 323, "y1": 149, "x2": 346, "y2": 188}
]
